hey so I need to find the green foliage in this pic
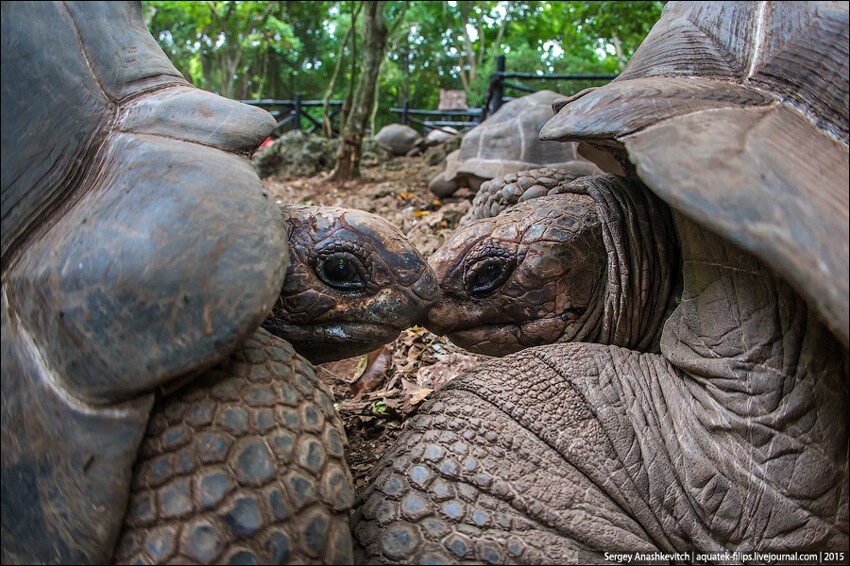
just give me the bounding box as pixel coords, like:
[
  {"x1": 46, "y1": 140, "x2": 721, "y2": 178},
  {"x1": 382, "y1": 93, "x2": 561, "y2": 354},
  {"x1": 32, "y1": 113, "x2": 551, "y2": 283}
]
[
  {"x1": 143, "y1": 1, "x2": 663, "y2": 131},
  {"x1": 370, "y1": 400, "x2": 389, "y2": 415}
]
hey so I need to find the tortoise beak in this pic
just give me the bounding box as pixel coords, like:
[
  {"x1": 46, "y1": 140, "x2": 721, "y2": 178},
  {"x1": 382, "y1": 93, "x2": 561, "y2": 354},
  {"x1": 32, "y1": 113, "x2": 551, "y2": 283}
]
[
  {"x1": 410, "y1": 265, "x2": 439, "y2": 306},
  {"x1": 423, "y1": 298, "x2": 454, "y2": 336}
]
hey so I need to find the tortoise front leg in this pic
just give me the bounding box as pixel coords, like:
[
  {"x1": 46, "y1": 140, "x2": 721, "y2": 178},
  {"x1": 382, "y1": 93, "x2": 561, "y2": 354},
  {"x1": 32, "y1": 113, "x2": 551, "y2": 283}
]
[
  {"x1": 115, "y1": 330, "x2": 354, "y2": 565},
  {"x1": 352, "y1": 343, "x2": 677, "y2": 564}
]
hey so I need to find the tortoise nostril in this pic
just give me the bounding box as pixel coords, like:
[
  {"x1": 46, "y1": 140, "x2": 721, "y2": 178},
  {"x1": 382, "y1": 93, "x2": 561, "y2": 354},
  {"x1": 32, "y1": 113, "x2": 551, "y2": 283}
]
[{"x1": 411, "y1": 267, "x2": 440, "y2": 304}]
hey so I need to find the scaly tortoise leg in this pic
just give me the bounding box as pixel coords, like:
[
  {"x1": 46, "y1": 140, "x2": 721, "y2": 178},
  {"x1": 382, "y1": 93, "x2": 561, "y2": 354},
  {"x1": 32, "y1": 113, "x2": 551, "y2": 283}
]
[
  {"x1": 352, "y1": 343, "x2": 666, "y2": 564},
  {"x1": 115, "y1": 329, "x2": 354, "y2": 565}
]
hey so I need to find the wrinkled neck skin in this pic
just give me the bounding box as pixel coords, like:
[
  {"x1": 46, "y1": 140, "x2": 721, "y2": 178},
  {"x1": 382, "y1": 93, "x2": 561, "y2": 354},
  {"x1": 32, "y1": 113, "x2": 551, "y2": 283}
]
[
  {"x1": 576, "y1": 175, "x2": 680, "y2": 352},
  {"x1": 650, "y1": 213, "x2": 849, "y2": 549},
  {"x1": 426, "y1": 174, "x2": 679, "y2": 357},
  {"x1": 548, "y1": 214, "x2": 850, "y2": 551},
  {"x1": 262, "y1": 205, "x2": 438, "y2": 364}
]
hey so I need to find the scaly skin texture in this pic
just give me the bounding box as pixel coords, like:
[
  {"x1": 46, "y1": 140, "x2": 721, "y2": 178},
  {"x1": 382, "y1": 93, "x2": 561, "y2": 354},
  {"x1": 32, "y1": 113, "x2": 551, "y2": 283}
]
[
  {"x1": 462, "y1": 167, "x2": 590, "y2": 225},
  {"x1": 354, "y1": 214, "x2": 849, "y2": 563},
  {"x1": 264, "y1": 206, "x2": 438, "y2": 364},
  {"x1": 115, "y1": 329, "x2": 354, "y2": 565},
  {"x1": 427, "y1": 174, "x2": 679, "y2": 357}
]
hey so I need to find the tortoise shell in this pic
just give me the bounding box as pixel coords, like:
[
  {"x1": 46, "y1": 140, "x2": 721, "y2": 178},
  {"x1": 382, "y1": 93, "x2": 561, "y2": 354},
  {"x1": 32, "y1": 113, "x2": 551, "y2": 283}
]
[
  {"x1": 541, "y1": 1, "x2": 849, "y2": 347},
  {"x1": 1, "y1": 2, "x2": 283, "y2": 562},
  {"x1": 375, "y1": 124, "x2": 423, "y2": 156},
  {"x1": 428, "y1": 90, "x2": 600, "y2": 196}
]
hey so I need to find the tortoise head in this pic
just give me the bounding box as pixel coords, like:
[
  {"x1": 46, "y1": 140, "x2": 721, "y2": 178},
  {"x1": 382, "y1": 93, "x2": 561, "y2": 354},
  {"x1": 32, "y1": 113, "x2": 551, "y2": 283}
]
[
  {"x1": 425, "y1": 193, "x2": 608, "y2": 356},
  {"x1": 426, "y1": 175, "x2": 679, "y2": 357},
  {"x1": 263, "y1": 206, "x2": 439, "y2": 363}
]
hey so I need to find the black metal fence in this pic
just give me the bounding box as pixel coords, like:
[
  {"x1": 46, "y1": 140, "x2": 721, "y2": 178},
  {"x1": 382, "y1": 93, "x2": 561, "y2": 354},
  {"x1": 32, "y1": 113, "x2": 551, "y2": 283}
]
[
  {"x1": 391, "y1": 54, "x2": 618, "y2": 135},
  {"x1": 240, "y1": 94, "x2": 343, "y2": 136},
  {"x1": 482, "y1": 54, "x2": 618, "y2": 119},
  {"x1": 391, "y1": 101, "x2": 482, "y2": 136},
  {"x1": 243, "y1": 55, "x2": 618, "y2": 139}
]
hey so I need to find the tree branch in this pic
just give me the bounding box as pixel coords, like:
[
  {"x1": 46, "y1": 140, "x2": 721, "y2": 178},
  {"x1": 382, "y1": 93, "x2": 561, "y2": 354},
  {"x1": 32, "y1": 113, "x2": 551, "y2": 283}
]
[
  {"x1": 387, "y1": 1, "x2": 410, "y2": 37},
  {"x1": 493, "y1": 1, "x2": 511, "y2": 54}
]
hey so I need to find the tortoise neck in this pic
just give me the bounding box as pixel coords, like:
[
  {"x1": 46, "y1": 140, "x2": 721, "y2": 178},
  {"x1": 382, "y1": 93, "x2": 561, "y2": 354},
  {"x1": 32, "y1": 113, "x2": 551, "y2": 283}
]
[
  {"x1": 579, "y1": 175, "x2": 680, "y2": 352},
  {"x1": 661, "y1": 212, "x2": 848, "y2": 421}
]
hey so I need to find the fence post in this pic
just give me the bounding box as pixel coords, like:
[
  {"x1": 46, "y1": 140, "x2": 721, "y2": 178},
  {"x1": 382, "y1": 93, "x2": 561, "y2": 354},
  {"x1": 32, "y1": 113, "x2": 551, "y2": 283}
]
[
  {"x1": 491, "y1": 54, "x2": 506, "y2": 115},
  {"x1": 401, "y1": 98, "x2": 409, "y2": 125},
  {"x1": 293, "y1": 92, "x2": 302, "y2": 131}
]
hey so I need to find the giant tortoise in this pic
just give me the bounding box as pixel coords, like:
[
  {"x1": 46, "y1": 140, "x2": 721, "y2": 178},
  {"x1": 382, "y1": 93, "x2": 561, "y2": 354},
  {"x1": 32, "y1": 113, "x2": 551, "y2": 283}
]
[
  {"x1": 0, "y1": 2, "x2": 437, "y2": 564},
  {"x1": 111, "y1": 204, "x2": 436, "y2": 565},
  {"x1": 353, "y1": 1, "x2": 848, "y2": 562},
  {"x1": 427, "y1": 90, "x2": 601, "y2": 197},
  {"x1": 374, "y1": 124, "x2": 424, "y2": 157}
]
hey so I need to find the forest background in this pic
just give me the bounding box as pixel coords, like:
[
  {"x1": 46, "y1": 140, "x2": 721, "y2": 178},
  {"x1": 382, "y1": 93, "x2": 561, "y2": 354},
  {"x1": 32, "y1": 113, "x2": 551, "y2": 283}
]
[{"x1": 143, "y1": 1, "x2": 664, "y2": 136}]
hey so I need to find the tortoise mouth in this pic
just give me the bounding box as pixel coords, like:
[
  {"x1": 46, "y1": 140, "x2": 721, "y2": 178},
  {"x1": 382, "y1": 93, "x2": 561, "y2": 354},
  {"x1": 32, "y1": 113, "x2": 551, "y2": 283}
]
[
  {"x1": 268, "y1": 321, "x2": 403, "y2": 364},
  {"x1": 438, "y1": 308, "x2": 586, "y2": 357}
]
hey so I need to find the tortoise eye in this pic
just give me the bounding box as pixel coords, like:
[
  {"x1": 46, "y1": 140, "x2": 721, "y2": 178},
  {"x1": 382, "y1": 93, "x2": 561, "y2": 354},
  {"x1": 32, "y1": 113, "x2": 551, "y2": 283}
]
[
  {"x1": 467, "y1": 258, "x2": 513, "y2": 296},
  {"x1": 316, "y1": 253, "x2": 366, "y2": 290}
]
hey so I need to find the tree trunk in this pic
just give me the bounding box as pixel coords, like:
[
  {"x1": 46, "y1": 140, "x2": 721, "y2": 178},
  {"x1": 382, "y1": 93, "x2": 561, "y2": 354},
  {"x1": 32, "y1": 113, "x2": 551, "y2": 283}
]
[
  {"x1": 491, "y1": 1, "x2": 511, "y2": 58},
  {"x1": 201, "y1": 55, "x2": 214, "y2": 92},
  {"x1": 330, "y1": 1, "x2": 389, "y2": 182},
  {"x1": 224, "y1": 51, "x2": 241, "y2": 99},
  {"x1": 255, "y1": 46, "x2": 269, "y2": 99},
  {"x1": 459, "y1": 1, "x2": 477, "y2": 85},
  {"x1": 370, "y1": 83, "x2": 379, "y2": 136},
  {"x1": 401, "y1": 42, "x2": 410, "y2": 105},
  {"x1": 337, "y1": 1, "x2": 360, "y2": 137}
]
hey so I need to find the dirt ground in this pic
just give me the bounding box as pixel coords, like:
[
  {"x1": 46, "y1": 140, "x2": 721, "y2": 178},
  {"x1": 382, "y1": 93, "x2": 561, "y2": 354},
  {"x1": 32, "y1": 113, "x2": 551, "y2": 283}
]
[{"x1": 260, "y1": 153, "x2": 491, "y2": 494}]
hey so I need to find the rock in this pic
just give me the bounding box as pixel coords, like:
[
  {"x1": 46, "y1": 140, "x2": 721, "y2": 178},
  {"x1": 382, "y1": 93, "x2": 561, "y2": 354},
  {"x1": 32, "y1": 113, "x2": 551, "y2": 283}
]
[{"x1": 252, "y1": 131, "x2": 340, "y2": 179}]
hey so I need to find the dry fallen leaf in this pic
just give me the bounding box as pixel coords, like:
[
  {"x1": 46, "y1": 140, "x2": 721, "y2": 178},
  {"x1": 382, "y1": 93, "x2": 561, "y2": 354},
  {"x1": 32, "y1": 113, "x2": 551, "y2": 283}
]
[
  {"x1": 318, "y1": 354, "x2": 367, "y2": 384},
  {"x1": 350, "y1": 347, "x2": 392, "y2": 397},
  {"x1": 408, "y1": 387, "x2": 433, "y2": 406}
]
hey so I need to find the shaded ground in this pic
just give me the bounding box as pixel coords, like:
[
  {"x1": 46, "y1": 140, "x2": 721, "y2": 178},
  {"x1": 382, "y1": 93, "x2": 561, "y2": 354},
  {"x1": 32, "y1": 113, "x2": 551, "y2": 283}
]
[{"x1": 260, "y1": 153, "x2": 490, "y2": 494}]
